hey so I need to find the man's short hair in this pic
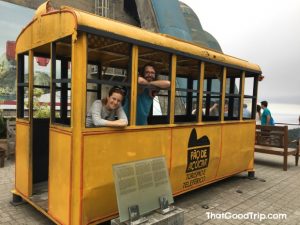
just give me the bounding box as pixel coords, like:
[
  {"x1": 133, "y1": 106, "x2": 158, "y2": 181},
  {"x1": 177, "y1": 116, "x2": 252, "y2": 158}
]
[{"x1": 261, "y1": 101, "x2": 268, "y2": 107}]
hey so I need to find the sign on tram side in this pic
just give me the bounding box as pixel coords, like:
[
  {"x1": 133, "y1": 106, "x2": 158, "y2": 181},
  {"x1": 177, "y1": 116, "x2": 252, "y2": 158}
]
[{"x1": 184, "y1": 128, "x2": 210, "y2": 189}]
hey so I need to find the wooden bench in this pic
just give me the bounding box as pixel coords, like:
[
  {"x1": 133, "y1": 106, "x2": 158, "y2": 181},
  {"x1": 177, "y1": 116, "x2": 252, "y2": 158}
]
[
  {"x1": 0, "y1": 147, "x2": 5, "y2": 168},
  {"x1": 255, "y1": 125, "x2": 299, "y2": 171},
  {"x1": 6, "y1": 119, "x2": 16, "y2": 159}
]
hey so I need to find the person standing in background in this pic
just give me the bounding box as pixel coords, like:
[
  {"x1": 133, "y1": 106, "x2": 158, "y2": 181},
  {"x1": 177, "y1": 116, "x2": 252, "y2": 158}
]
[
  {"x1": 260, "y1": 101, "x2": 275, "y2": 126},
  {"x1": 256, "y1": 105, "x2": 261, "y2": 124},
  {"x1": 243, "y1": 104, "x2": 251, "y2": 118}
]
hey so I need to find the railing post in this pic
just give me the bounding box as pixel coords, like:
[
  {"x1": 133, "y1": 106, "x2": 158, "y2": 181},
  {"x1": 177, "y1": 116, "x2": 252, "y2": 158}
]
[{"x1": 283, "y1": 126, "x2": 288, "y2": 171}]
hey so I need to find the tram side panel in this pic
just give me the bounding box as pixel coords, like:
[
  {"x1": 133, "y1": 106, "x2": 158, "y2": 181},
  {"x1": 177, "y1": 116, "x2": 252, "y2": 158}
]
[
  {"x1": 217, "y1": 122, "x2": 255, "y2": 177},
  {"x1": 82, "y1": 129, "x2": 172, "y2": 224},
  {"x1": 15, "y1": 121, "x2": 31, "y2": 197},
  {"x1": 170, "y1": 125, "x2": 221, "y2": 195},
  {"x1": 48, "y1": 129, "x2": 72, "y2": 225}
]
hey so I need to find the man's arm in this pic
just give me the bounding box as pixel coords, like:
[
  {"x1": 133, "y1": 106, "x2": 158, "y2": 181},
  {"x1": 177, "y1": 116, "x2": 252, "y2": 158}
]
[
  {"x1": 138, "y1": 76, "x2": 170, "y2": 89},
  {"x1": 138, "y1": 76, "x2": 149, "y2": 85},
  {"x1": 149, "y1": 80, "x2": 170, "y2": 89},
  {"x1": 266, "y1": 115, "x2": 271, "y2": 125}
]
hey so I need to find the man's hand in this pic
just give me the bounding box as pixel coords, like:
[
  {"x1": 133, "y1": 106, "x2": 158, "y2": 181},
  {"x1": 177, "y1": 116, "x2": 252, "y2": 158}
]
[
  {"x1": 138, "y1": 75, "x2": 170, "y2": 97},
  {"x1": 149, "y1": 89, "x2": 160, "y2": 98}
]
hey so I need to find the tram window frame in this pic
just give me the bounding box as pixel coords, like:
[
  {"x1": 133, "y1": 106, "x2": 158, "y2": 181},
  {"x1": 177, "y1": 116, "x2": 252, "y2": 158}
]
[
  {"x1": 174, "y1": 56, "x2": 200, "y2": 123},
  {"x1": 202, "y1": 63, "x2": 223, "y2": 122},
  {"x1": 243, "y1": 72, "x2": 258, "y2": 120},
  {"x1": 85, "y1": 33, "x2": 132, "y2": 128},
  {"x1": 224, "y1": 69, "x2": 242, "y2": 121},
  {"x1": 17, "y1": 52, "x2": 29, "y2": 119},
  {"x1": 32, "y1": 50, "x2": 51, "y2": 119},
  {"x1": 50, "y1": 37, "x2": 72, "y2": 126},
  {"x1": 137, "y1": 46, "x2": 171, "y2": 126}
]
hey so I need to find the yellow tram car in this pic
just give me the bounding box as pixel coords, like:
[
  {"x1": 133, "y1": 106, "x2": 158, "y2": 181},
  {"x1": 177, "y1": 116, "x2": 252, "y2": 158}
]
[{"x1": 14, "y1": 3, "x2": 262, "y2": 225}]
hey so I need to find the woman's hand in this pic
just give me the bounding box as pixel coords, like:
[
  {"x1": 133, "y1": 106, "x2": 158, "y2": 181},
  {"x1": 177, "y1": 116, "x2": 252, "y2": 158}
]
[{"x1": 105, "y1": 119, "x2": 128, "y2": 127}]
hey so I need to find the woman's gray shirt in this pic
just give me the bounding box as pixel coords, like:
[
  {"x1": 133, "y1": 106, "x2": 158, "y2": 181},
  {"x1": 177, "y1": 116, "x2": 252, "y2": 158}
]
[{"x1": 86, "y1": 100, "x2": 127, "y2": 127}]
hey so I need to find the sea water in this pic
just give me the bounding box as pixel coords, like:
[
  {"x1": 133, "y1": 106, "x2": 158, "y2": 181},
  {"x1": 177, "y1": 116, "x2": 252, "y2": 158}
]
[{"x1": 269, "y1": 103, "x2": 300, "y2": 130}]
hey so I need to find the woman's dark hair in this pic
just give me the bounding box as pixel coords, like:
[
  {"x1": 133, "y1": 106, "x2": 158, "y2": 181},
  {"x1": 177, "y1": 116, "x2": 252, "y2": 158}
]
[
  {"x1": 109, "y1": 86, "x2": 127, "y2": 97},
  {"x1": 102, "y1": 86, "x2": 127, "y2": 106},
  {"x1": 256, "y1": 104, "x2": 261, "y2": 113}
]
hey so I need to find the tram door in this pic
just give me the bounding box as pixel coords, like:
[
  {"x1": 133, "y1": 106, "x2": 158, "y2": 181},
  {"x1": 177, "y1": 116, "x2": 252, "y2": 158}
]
[
  {"x1": 30, "y1": 41, "x2": 71, "y2": 208},
  {"x1": 31, "y1": 54, "x2": 51, "y2": 203},
  {"x1": 32, "y1": 119, "x2": 50, "y2": 193}
]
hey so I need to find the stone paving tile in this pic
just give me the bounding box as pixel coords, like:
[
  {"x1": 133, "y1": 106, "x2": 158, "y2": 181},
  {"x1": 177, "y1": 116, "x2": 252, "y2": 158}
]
[
  {"x1": 175, "y1": 154, "x2": 300, "y2": 225},
  {"x1": 1, "y1": 154, "x2": 300, "y2": 224}
]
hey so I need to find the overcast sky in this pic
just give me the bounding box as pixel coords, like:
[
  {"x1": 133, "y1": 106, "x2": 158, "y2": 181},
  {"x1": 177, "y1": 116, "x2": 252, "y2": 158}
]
[
  {"x1": 0, "y1": 1, "x2": 33, "y2": 53},
  {"x1": 1, "y1": 0, "x2": 299, "y2": 106},
  {"x1": 181, "y1": 0, "x2": 300, "y2": 105}
]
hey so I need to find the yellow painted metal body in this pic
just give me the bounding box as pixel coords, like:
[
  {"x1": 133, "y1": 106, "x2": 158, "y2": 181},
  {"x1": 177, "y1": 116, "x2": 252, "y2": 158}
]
[
  {"x1": 14, "y1": 5, "x2": 260, "y2": 225},
  {"x1": 48, "y1": 128, "x2": 72, "y2": 224},
  {"x1": 15, "y1": 121, "x2": 31, "y2": 197}
]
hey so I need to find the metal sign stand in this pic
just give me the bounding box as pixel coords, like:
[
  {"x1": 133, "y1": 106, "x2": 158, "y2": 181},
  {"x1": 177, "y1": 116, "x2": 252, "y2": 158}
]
[
  {"x1": 156, "y1": 196, "x2": 176, "y2": 215},
  {"x1": 124, "y1": 205, "x2": 148, "y2": 225}
]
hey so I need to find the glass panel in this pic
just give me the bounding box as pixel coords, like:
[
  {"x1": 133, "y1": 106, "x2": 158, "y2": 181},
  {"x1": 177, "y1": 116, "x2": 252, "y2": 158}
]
[
  {"x1": 202, "y1": 63, "x2": 223, "y2": 122},
  {"x1": 86, "y1": 65, "x2": 99, "y2": 115},
  {"x1": 243, "y1": 99, "x2": 252, "y2": 118},
  {"x1": 154, "y1": 75, "x2": 169, "y2": 116},
  {"x1": 174, "y1": 56, "x2": 199, "y2": 123},
  {"x1": 209, "y1": 97, "x2": 220, "y2": 116},
  {"x1": 224, "y1": 69, "x2": 242, "y2": 120},
  {"x1": 243, "y1": 74, "x2": 256, "y2": 119},
  {"x1": 175, "y1": 77, "x2": 187, "y2": 116},
  {"x1": 51, "y1": 37, "x2": 72, "y2": 126},
  {"x1": 113, "y1": 157, "x2": 174, "y2": 222},
  {"x1": 23, "y1": 87, "x2": 29, "y2": 118},
  {"x1": 33, "y1": 55, "x2": 51, "y2": 118},
  {"x1": 244, "y1": 77, "x2": 254, "y2": 96},
  {"x1": 17, "y1": 53, "x2": 29, "y2": 119}
]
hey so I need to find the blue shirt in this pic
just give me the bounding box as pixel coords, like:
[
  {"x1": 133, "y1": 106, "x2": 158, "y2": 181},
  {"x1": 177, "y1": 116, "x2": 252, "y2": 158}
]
[
  {"x1": 261, "y1": 108, "x2": 274, "y2": 125},
  {"x1": 124, "y1": 89, "x2": 153, "y2": 125}
]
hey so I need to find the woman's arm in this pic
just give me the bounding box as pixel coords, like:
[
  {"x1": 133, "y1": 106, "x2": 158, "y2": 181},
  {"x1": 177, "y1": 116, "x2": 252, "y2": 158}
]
[
  {"x1": 104, "y1": 119, "x2": 127, "y2": 127},
  {"x1": 89, "y1": 101, "x2": 128, "y2": 127},
  {"x1": 91, "y1": 100, "x2": 108, "y2": 126},
  {"x1": 114, "y1": 106, "x2": 128, "y2": 127}
]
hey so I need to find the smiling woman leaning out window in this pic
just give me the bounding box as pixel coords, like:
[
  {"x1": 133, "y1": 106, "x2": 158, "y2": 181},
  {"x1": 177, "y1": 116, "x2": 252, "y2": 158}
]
[{"x1": 86, "y1": 86, "x2": 128, "y2": 127}]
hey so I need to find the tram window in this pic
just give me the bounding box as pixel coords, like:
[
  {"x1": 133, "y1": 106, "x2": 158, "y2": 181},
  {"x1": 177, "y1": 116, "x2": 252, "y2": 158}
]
[
  {"x1": 51, "y1": 37, "x2": 72, "y2": 126},
  {"x1": 175, "y1": 77, "x2": 187, "y2": 116},
  {"x1": 243, "y1": 73, "x2": 258, "y2": 119},
  {"x1": 33, "y1": 50, "x2": 51, "y2": 118},
  {"x1": 175, "y1": 56, "x2": 199, "y2": 123},
  {"x1": 86, "y1": 34, "x2": 131, "y2": 127},
  {"x1": 138, "y1": 46, "x2": 171, "y2": 125},
  {"x1": 224, "y1": 68, "x2": 242, "y2": 120},
  {"x1": 202, "y1": 63, "x2": 223, "y2": 122},
  {"x1": 17, "y1": 53, "x2": 29, "y2": 119}
]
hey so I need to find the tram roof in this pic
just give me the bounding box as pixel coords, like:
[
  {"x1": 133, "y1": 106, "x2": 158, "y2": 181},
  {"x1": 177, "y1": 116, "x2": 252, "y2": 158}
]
[{"x1": 16, "y1": 5, "x2": 261, "y2": 74}]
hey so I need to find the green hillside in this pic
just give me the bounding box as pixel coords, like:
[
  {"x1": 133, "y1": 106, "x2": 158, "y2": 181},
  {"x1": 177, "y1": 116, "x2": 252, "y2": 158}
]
[{"x1": 0, "y1": 53, "x2": 50, "y2": 98}]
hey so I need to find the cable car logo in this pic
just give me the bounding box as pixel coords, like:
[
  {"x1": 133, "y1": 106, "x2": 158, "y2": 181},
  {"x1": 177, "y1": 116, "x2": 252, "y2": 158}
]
[{"x1": 186, "y1": 129, "x2": 210, "y2": 173}]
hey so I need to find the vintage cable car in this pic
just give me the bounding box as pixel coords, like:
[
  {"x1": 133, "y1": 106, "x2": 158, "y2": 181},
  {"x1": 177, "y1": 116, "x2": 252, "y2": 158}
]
[{"x1": 14, "y1": 3, "x2": 261, "y2": 225}]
